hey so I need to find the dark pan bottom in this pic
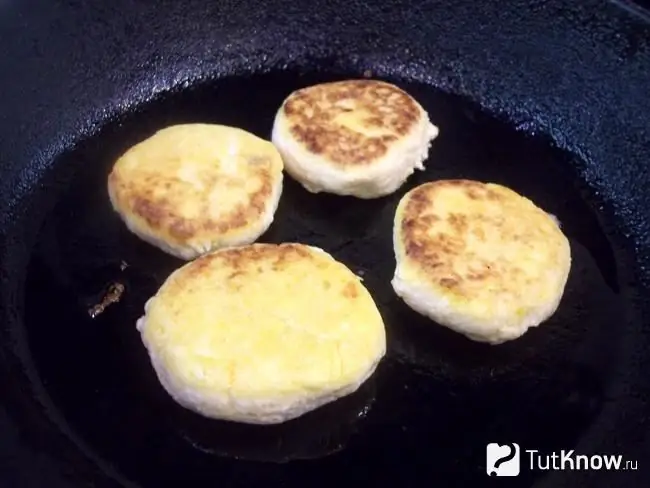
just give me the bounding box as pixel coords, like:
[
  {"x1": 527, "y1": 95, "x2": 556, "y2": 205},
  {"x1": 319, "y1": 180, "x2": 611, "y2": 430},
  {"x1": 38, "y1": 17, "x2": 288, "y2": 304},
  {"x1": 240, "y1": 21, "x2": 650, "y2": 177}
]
[{"x1": 24, "y1": 70, "x2": 634, "y2": 487}]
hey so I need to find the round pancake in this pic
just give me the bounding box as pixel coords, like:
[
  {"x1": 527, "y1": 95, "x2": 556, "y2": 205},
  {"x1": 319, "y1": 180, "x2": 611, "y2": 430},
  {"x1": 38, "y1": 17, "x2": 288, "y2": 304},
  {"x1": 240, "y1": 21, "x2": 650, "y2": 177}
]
[
  {"x1": 137, "y1": 243, "x2": 386, "y2": 424},
  {"x1": 392, "y1": 179, "x2": 571, "y2": 344},
  {"x1": 108, "y1": 124, "x2": 284, "y2": 260},
  {"x1": 271, "y1": 79, "x2": 439, "y2": 198}
]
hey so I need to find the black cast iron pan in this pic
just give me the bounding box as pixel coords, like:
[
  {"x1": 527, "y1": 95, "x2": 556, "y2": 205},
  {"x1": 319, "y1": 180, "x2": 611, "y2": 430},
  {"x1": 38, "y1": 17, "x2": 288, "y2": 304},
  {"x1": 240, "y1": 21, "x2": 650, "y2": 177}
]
[{"x1": 1, "y1": 1, "x2": 650, "y2": 487}]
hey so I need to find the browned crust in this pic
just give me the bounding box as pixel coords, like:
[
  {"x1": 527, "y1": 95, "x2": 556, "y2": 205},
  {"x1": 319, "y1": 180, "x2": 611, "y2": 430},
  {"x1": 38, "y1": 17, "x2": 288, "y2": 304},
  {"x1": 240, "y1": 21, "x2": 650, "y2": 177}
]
[
  {"x1": 398, "y1": 180, "x2": 549, "y2": 297},
  {"x1": 341, "y1": 281, "x2": 360, "y2": 299},
  {"x1": 109, "y1": 157, "x2": 275, "y2": 246},
  {"x1": 179, "y1": 243, "x2": 320, "y2": 285},
  {"x1": 173, "y1": 244, "x2": 366, "y2": 303},
  {"x1": 282, "y1": 80, "x2": 422, "y2": 166}
]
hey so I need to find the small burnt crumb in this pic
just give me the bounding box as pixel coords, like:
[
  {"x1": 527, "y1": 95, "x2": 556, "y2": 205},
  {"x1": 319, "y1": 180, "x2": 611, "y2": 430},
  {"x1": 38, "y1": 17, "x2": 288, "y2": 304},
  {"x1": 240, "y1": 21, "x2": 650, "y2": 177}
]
[{"x1": 88, "y1": 282, "x2": 125, "y2": 318}]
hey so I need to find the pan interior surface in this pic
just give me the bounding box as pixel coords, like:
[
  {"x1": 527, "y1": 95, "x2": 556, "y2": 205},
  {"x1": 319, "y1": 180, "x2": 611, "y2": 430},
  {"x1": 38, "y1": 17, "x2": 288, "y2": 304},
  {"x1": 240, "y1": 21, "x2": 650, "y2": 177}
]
[{"x1": 23, "y1": 71, "x2": 633, "y2": 488}]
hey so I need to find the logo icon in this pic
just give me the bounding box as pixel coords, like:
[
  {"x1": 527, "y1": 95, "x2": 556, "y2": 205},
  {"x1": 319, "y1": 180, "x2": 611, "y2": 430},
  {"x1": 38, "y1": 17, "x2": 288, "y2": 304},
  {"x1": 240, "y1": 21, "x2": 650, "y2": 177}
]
[{"x1": 486, "y1": 443, "x2": 520, "y2": 476}]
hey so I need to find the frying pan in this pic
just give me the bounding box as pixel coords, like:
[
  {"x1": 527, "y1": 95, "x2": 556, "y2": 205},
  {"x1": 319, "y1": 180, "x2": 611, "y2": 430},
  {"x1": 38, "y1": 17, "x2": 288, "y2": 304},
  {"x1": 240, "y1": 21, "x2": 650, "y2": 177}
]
[{"x1": 1, "y1": 0, "x2": 650, "y2": 487}]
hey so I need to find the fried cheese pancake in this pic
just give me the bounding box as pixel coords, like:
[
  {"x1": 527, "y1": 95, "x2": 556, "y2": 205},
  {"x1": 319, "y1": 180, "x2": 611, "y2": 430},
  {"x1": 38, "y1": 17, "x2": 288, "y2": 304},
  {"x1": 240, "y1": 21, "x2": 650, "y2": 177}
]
[
  {"x1": 392, "y1": 180, "x2": 571, "y2": 344},
  {"x1": 137, "y1": 243, "x2": 386, "y2": 424},
  {"x1": 108, "y1": 124, "x2": 283, "y2": 260},
  {"x1": 271, "y1": 80, "x2": 439, "y2": 198}
]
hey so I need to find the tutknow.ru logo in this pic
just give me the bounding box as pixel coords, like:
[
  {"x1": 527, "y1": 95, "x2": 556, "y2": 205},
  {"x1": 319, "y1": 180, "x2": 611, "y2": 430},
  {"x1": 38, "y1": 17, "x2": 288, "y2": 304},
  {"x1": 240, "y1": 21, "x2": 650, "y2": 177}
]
[{"x1": 486, "y1": 443, "x2": 638, "y2": 476}]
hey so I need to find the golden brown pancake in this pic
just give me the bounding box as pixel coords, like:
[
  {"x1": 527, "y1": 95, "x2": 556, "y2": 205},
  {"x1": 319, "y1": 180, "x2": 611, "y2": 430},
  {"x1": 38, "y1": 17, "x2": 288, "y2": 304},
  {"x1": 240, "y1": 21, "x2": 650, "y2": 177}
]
[
  {"x1": 108, "y1": 124, "x2": 284, "y2": 260},
  {"x1": 271, "y1": 80, "x2": 438, "y2": 198},
  {"x1": 392, "y1": 179, "x2": 572, "y2": 344}
]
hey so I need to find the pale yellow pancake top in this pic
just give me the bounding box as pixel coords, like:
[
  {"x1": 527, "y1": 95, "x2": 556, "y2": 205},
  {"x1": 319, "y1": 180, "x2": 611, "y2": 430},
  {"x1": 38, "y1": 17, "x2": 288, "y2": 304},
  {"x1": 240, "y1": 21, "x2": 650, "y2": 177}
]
[
  {"x1": 394, "y1": 179, "x2": 571, "y2": 318},
  {"x1": 141, "y1": 243, "x2": 386, "y2": 400}
]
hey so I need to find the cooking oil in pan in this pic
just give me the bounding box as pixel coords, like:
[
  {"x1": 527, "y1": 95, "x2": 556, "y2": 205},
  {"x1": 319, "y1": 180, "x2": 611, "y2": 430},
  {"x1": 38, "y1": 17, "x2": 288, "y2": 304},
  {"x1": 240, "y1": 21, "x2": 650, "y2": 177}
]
[{"x1": 21, "y1": 71, "x2": 634, "y2": 488}]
